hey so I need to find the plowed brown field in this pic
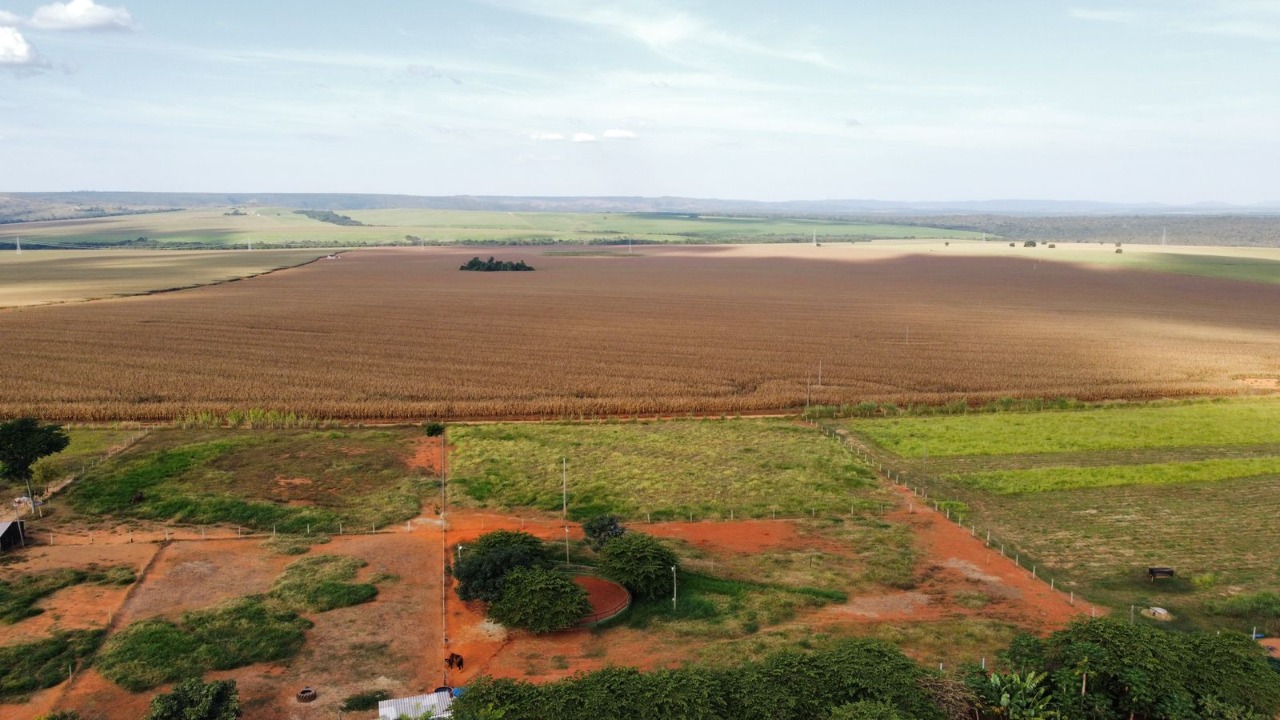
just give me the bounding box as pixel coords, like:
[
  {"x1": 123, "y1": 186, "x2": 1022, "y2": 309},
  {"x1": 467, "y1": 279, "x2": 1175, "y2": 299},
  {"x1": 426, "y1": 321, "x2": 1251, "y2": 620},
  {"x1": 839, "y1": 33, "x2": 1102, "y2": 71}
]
[{"x1": 3, "y1": 244, "x2": 1278, "y2": 421}]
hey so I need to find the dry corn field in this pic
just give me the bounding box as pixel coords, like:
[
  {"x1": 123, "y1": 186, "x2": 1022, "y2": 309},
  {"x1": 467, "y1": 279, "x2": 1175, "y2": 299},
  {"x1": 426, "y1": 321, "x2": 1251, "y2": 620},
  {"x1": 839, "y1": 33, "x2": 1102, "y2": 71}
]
[{"x1": 2, "y1": 244, "x2": 1278, "y2": 421}]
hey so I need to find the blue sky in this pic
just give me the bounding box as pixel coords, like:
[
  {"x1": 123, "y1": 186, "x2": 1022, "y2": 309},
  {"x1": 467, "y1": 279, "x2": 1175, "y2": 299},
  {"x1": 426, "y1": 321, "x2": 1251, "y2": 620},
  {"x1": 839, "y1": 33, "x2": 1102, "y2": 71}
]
[{"x1": 2, "y1": 0, "x2": 1279, "y2": 202}]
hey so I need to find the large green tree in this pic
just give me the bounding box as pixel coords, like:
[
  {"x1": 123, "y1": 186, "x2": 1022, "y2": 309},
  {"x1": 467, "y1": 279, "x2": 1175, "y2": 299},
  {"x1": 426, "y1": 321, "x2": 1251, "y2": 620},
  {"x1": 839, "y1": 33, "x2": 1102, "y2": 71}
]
[
  {"x1": 452, "y1": 530, "x2": 551, "y2": 603},
  {"x1": 488, "y1": 567, "x2": 590, "y2": 633},
  {"x1": 0, "y1": 418, "x2": 69, "y2": 517},
  {"x1": 145, "y1": 678, "x2": 241, "y2": 720},
  {"x1": 598, "y1": 532, "x2": 677, "y2": 600}
]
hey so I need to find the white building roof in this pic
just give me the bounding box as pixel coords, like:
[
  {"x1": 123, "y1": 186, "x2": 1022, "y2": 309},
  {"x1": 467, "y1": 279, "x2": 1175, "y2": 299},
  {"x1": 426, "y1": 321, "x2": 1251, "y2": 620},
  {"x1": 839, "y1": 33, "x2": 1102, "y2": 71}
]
[{"x1": 378, "y1": 690, "x2": 453, "y2": 719}]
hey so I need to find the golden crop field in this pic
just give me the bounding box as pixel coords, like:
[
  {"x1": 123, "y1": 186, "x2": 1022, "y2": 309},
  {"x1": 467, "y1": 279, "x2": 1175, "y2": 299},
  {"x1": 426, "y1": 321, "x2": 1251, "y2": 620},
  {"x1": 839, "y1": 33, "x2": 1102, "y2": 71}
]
[
  {"x1": 1, "y1": 244, "x2": 1277, "y2": 421},
  {"x1": 0, "y1": 249, "x2": 330, "y2": 307}
]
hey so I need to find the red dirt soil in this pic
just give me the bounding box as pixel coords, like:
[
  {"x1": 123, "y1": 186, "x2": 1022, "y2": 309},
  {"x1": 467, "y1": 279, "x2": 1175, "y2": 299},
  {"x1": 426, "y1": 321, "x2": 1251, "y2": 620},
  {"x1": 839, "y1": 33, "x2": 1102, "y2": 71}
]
[
  {"x1": 406, "y1": 435, "x2": 445, "y2": 476},
  {"x1": 575, "y1": 575, "x2": 629, "y2": 624},
  {"x1": 645, "y1": 518, "x2": 837, "y2": 554},
  {"x1": 814, "y1": 485, "x2": 1096, "y2": 628}
]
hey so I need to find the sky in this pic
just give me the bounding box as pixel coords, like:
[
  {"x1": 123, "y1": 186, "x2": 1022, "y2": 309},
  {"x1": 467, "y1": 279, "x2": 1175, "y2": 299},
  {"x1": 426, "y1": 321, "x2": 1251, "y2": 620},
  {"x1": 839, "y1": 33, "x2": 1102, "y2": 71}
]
[{"x1": 2, "y1": 0, "x2": 1279, "y2": 203}]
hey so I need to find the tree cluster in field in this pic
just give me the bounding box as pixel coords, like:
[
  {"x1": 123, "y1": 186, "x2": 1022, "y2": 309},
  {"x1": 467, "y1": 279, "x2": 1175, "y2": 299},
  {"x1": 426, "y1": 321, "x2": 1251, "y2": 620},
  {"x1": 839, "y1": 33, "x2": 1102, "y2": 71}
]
[
  {"x1": 451, "y1": 530, "x2": 589, "y2": 633},
  {"x1": 452, "y1": 617, "x2": 1280, "y2": 720},
  {"x1": 451, "y1": 520, "x2": 677, "y2": 633},
  {"x1": 459, "y1": 256, "x2": 534, "y2": 272},
  {"x1": 292, "y1": 209, "x2": 367, "y2": 226}
]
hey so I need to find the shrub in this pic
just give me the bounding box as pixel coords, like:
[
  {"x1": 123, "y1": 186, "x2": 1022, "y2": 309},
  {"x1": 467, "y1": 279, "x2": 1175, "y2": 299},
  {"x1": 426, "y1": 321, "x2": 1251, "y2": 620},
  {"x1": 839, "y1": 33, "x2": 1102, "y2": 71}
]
[
  {"x1": 453, "y1": 531, "x2": 551, "y2": 603},
  {"x1": 599, "y1": 532, "x2": 678, "y2": 599},
  {"x1": 489, "y1": 567, "x2": 590, "y2": 633},
  {"x1": 145, "y1": 678, "x2": 240, "y2": 720},
  {"x1": 341, "y1": 689, "x2": 392, "y2": 711},
  {"x1": 98, "y1": 599, "x2": 310, "y2": 691},
  {"x1": 1023, "y1": 240, "x2": 1036, "y2": 247},
  {"x1": 829, "y1": 700, "x2": 907, "y2": 719},
  {"x1": 581, "y1": 514, "x2": 626, "y2": 550},
  {"x1": 424, "y1": 422, "x2": 446, "y2": 437}
]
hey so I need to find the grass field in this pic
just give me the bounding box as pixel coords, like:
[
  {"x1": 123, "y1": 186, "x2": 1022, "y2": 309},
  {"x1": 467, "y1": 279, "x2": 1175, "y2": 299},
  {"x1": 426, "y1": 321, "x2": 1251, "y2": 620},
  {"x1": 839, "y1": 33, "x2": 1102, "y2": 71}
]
[
  {"x1": 59, "y1": 428, "x2": 432, "y2": 533},
  {"x1": 450, "y1": 419, "x2": 885, "y2": 520},
  {"x1": 29, "y1": 428, "x2": 144, "y2": 488},
  {"x1": 852, "y1": 399, "x2": 1280, "y2": 458},
  {"x1": 3, "y1": 245, "x2": 1278, "y2": 421},
  {"x1": 0, "y1": 249, "x2": 330, "y2": 306},
  {"x1": 6, "y1": 208, "x2": 985, "y2": 249},
  {"x1": 844, "y1": 399, "x2": 1280, "y2": 633}
]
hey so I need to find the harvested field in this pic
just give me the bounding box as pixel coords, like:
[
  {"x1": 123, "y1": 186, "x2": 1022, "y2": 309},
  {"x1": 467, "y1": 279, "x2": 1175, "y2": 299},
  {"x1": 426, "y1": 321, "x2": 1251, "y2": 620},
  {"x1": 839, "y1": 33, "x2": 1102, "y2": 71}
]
[
  {"x1": 2, "y1": 245, "x2": 1278, "y2": 422},
  {"x1": 0, "y1": 249, "x2": 330, "y2": 307}
]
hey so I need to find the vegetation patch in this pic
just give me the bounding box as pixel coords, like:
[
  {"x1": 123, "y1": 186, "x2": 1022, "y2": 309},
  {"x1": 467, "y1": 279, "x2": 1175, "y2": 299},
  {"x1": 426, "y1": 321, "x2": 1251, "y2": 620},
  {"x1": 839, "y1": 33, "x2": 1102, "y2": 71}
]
[
  {"x1": 459, "y1": 256, "x2": 534, "y2": 271},
  {"x1": 451, "y1": 420, "x2": 879, "y2": 519},
  {"x1": 65, "y1": 428, "x2": 430, "y2": 532},
  {"x1": 267, "y1": 554, "x2": 378, "y2": 613},
  {"x1": 97, "y1": 598, "x2": 311, "y2": 691},
  {"x1": 0, "y1": 565, "x2": 135, "y2": 624},
  {"x1": 852, "y1": 399, "x2": 1280, "y2": 457},
  {"x1": 952, "y1": 456, "x2": 1280, "y2": 494},
  {"x1": 0, "y1": 630, "x2": 104, "y2": 702},
  {"x1": 339, "y1": 689, "x2": 392, "y2": 712}
]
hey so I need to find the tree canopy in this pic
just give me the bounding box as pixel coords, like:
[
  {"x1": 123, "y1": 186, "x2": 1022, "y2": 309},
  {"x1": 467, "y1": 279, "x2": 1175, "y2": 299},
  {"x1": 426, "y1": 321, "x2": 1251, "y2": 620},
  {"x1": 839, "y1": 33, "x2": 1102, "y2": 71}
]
[
  {"x1": 488, "y1": 567, "x2": 590, "y2": 633},
  {"x1": 452, "y1": 530, "x2": 551, "y2": 603},
  {"x1": 598, "y1": 532, "x2": 677, "y2": 600},
  {"x1": 581, "y1": 514, "x2": 626, "y2": 550},
  {"x1": 460, "y1": 256, "x2": 534, "y2": 272},
  {"x1": 0, "y1": 418, "x2": 69, "y2": 484}
]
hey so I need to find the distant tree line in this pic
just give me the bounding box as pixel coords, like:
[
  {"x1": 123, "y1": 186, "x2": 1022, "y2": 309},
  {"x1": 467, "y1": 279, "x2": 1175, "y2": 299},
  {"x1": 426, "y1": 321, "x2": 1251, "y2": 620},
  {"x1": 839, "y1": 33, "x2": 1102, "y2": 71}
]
[
  {"x1": 460, "y1": 256, "x2": 534, "y2": 272},
  {"x1": 292, "y1": 209, "x2": 367, "y2": 227}
]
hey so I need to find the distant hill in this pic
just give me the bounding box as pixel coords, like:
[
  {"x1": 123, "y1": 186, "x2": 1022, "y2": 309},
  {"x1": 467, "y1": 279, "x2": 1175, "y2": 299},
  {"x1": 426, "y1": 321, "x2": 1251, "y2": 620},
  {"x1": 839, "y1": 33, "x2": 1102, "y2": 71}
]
[{"x1": 5, "y1": 191, "x2": 1280, "y2": 219}]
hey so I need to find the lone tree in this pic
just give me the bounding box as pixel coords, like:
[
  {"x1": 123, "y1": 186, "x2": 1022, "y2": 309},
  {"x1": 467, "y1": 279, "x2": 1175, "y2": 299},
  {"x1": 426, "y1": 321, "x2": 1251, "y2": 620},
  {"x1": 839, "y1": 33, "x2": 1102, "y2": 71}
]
[
  {"x1": 488, "y1": 567, "x2": 590, "y2": 633},
  {"x1": 0, "y1": 418, "x2": 70, "y2": 517},
  {"x1": 145, "y1": 678, "x2": 241, "y2": 720},
  {"x1": 581, "y1": 514, "x2": 625, "y2": 550},
  {"x1": 453, "y1": 530, "x2": 551, "y2": 603},
  {"x1": 599, "y1": 532, "x2": 678, "y2": 599}
]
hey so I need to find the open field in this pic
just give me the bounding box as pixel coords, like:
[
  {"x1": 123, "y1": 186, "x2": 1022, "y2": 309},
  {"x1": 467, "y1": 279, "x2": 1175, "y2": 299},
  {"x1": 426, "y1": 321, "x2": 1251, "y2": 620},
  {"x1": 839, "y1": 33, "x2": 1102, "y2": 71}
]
[
  {"x1": 842, "y1": 399, "x2": 1280, "y2": 635},
  {"x1": 49, "y1": 428, "x2": 435, "y2": 534},
  {"x1": 1, "y1": 244, "x2": 1278, "y2": 422},
  {"x1": 0, "y1": 249, "x2": 331, "y2": 307},
  {"x1": 450, "y1": 420, "x2": 882, "y2": 520},
  {"x1": 0, "y1": 422, "x2": 1097, "y2": 718},
  {"x1": 3, "y1": 207, "x2": 985, "y2": 249},
  {"x1": 853, "y1": 399, "x2": 1280, "y2": 458}
]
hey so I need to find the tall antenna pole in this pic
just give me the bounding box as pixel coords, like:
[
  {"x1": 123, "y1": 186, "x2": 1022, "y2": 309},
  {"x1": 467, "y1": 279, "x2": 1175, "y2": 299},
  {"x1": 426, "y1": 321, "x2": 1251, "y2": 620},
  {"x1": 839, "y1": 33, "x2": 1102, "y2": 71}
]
[
  {"x1": 15, "y1": 237, "x2": 21, "y2": 254},
  {"x1": 1161, "y1": 227, "x2": 1167, "y2": 246}
]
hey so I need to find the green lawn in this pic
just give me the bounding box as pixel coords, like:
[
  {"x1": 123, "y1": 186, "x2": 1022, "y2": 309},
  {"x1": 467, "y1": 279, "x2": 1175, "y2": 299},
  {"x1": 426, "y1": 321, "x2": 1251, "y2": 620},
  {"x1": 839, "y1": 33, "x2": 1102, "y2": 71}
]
[
  {"x1": 449, "y1": 420, "x2": 885, "y2": 520},
  {"x1": 851, "y1": 399, "x2": 1280, "y2": 458}
]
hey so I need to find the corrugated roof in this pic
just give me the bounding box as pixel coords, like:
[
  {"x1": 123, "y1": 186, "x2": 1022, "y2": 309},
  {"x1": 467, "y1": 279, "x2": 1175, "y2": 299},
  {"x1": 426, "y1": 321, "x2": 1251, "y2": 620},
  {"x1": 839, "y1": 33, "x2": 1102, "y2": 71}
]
[{"x1": 378, "y1": 691, "x2": 453, "y2": 719}]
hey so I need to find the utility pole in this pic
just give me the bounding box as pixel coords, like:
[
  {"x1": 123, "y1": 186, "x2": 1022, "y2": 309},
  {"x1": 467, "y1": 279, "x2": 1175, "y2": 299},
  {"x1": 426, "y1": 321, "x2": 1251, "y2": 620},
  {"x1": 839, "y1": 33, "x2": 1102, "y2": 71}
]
[
  {"x1": 671, "y1": 566, "x2": 678, "y2": 611},
  {"x1": 562, "y1": 458, "x2": 570, "y2": 563}
]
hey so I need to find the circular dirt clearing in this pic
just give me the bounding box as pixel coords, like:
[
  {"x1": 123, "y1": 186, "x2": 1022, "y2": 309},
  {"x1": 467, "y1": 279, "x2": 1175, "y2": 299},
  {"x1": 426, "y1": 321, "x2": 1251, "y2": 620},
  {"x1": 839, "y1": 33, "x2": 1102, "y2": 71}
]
[{"x1": 575, "y1": 575, "x2": 630, "y2": 625}]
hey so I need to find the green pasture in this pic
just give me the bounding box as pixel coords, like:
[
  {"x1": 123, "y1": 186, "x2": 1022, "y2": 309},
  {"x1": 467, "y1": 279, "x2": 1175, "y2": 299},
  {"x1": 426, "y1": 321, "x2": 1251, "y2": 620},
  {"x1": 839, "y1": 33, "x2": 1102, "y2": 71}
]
[
  {"x1": 851, "y1": 399, "x2": 1280, "y2": 458},
  {"x1": 951, "y1": 456, "x2": 1280, "y2": 494},
  {"x1": 60, "y1": 428, "x2": 431, "y2": 533},
  {"x1": 449, "y1": 419, "x2": 886, "y2": 520},
  {"x1": 846, "y1": 399, "x2": 1280, "y2": 633}
]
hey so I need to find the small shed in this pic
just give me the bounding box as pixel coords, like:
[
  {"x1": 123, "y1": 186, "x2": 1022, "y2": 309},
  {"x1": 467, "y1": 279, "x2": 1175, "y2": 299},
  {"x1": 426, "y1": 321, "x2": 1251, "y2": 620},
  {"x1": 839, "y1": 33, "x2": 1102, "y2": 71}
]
[
  {"x1": 378, "y1": 690, "x2": 453, "y2": 719},
  {"x1": 0, "y1": 521, "x2": 26, "y2": 551}
]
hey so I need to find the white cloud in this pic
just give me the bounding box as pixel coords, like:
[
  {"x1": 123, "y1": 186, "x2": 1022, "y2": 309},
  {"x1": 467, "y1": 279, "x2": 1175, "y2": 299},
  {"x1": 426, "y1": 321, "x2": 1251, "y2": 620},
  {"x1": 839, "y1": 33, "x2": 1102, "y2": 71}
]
[
  {"x1": 571, "y1": 132, "x2": 598, "y2": 142},
  {"x1": 0, "y1": 26, "x2": 39, "y2": 65},
  {"x1": 29, "y1": 0, "x2": 135, "y2": 31},
  {"x1": 602, "y1": 128, "x2": 637, "y2": 139},
  {"x1": 0, "y1": 11, "x2": 22, "y2": 24},
  {"x1": 1068, "y1": 8, "x2": 1137, "y2": 22},
  {"x1": 530, "y1": 131, "x2": 565, "y2": 141}
]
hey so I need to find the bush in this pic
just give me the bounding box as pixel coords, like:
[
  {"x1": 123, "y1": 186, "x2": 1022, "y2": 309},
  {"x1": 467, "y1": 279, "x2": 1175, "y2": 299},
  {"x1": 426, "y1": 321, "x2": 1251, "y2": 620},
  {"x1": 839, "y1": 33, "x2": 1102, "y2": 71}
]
[
  {"x1": 98, "y1": 599, "x2": 310, "y2": 691},
  {"x1": 424, "y1": 422, "x2": 446, "y2": 437},
  {"x1": 145, "y1": 678, "x2": 240, "y2": 720},
  {"x1": 598, "y1": 532, "x2": 678, "y2": 600},
  {"x1": 488, "y1": 567, "x2": 590, "y2": 633},
  {"x1": 341, "y1": 689, "x2": 392, "y2": 711},
  {"x1": 1023, "y1": 240, "x2": 1036, "y2": 247},
  {"x1": 0, "y1": 630, "x2": 104, "y2": 701},
  {"x1": 829, "y1": 700, "x2": 907, "y2": 719},
  {"x1": 453, "y1": 531, "x2": 551, "y2": 603},
  {"x1": 581, "y1": 514, "x2": 626, "y2": 550}
]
